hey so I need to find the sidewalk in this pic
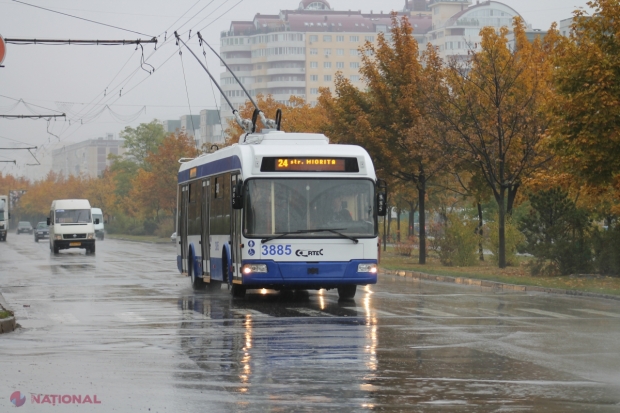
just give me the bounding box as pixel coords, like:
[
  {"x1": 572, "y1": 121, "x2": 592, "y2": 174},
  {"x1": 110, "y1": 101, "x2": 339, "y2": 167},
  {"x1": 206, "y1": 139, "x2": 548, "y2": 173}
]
[
  {"x1": 382, "y1": 269, "x2": 620, "y2": 302},
  {"x1": 0, "y1": 290, "x2": 16, "y2": 333}
]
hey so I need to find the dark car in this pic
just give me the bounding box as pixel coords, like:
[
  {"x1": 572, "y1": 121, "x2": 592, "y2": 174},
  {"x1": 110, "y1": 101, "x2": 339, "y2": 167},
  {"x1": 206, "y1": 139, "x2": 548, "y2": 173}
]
[
  {"x1": 16, "y1": 221, "x2": 33, "y2": 234},
  {"x1": 34, "y1": 221, "x2": 49, "y2": 242}
]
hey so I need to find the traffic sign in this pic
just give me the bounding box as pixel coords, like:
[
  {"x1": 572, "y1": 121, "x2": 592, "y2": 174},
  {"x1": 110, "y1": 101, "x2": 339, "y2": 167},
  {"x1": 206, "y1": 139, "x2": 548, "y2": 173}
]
[{"x1": 0, "y1": 34, "x2": 6, "y2": 65}]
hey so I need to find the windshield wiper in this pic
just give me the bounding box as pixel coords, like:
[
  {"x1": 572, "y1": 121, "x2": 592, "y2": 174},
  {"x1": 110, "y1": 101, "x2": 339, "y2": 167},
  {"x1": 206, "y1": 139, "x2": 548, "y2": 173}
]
[
  {"x1": 261, "y1": 231, "x2": 301, "y2": 244},
  {"x1": 261, "y1": 228, "x2": 358, "y2": 244},
  {"x1": 295, "y1": 228, "x2": 359, "y2": 244}
]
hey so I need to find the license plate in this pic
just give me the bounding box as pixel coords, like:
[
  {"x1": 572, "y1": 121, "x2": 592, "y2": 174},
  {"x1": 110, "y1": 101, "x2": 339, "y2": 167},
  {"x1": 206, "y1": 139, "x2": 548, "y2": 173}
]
[{"x1": 69, "y1": 242, "x2": 81, "y2": 246}]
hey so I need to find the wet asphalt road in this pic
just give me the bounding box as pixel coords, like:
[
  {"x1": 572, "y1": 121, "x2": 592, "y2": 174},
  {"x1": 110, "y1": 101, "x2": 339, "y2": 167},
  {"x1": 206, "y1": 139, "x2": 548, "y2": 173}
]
[{"x1": 1, "y1": 234, "x2": 620, "y2": 412}]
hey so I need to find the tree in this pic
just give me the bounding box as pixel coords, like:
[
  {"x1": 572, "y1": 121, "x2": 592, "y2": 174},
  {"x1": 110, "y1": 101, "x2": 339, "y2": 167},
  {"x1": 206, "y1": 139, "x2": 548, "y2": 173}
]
[
  {"x1": 130, "y1": 131, "x2": 198, "y2": 220},
  {"x1": 424, "y1": 18, "x2": 558, "y2": 267},
  {"x1": 519, "y1": 188, "x2": 592, "y2": 275},
  {"x1": 550, "y1": 0, "x2": 620, "y2": 185},
  {"x1": 119, "y1": 120, "x2": 167, "y2": 168},
  {"x1": 320, "y1": 14, "x2": 450, "y2": 264},
  {"x1": 225, "y1": 95, "x2": 328, "y2": 142}
]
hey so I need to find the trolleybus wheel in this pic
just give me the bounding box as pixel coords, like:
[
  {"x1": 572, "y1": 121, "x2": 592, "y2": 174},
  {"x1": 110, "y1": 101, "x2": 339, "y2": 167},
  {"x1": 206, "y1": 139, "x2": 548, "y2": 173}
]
[
  {"x1": 231, "y1": 284, "x2": 246, "y2": 298},
  {"x1": 206, "y1": 279, "x2": 222, "y2": 291},
  {"x1": 189, "y1": 254, "x2": 205, "y2": 290},
  {"x1": 337, "y1": 285, "x2": 357, "y2": 300}
]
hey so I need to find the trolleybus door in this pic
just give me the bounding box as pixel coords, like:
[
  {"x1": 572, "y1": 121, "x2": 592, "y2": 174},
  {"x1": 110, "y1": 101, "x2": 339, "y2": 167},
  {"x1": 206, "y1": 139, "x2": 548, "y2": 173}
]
[
  {"x1": 180, "y1": 184, "x2": 189, "y2": 274},
  {"x1": 231, "y1": 174, "x2": 242, "y2": 284},
  {"x1": 201, "y1": 179, "x2": 210, "y2": 281}
]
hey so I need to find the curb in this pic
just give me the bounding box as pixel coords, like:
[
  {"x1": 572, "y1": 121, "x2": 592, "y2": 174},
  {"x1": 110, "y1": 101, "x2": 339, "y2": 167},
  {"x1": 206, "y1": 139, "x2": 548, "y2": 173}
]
[
  {"x1": 381, "y1": 269, "x2": 620, "y2": 302},
  {"x1": 106, "y1": 236, "x2": 173, "y2": 245},
  {"x1": 0, "y1": 291, "x2": 16, "y2": 334}
]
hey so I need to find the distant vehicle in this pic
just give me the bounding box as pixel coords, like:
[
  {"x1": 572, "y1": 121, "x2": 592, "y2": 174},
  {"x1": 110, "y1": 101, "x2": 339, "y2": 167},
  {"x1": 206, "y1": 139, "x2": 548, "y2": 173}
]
[
  {"x1": 17, "y1": 221, "x2": 33, "y2": 234},
  {"x1": 91, "y1": 208, "x2": 104, "y2": 240},
  {"x1": 171, "y1": 232, "x2": 177, "y2": 243},
  {"x1": 0, "y1": 195, "x2": 8, "y2": 241},
  {"x1": 34, "y1": 221, "x2": 49, "y2": 242},
  {"x1": 48, "y1": 199, "x2": 98, "y2": 254}
]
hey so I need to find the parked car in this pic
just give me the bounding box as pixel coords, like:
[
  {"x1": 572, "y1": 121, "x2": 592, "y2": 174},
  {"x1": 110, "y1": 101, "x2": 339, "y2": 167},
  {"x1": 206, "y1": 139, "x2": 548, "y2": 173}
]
[
  {"x1": 16, "y1": 221, "x2": 33, "y2": 234},
  {"x1": 171, "y1": 232, "x2": 176, "y2": 243},
  {"x1": 34, "y1": 221, "x2": 49, "y2": 242}
]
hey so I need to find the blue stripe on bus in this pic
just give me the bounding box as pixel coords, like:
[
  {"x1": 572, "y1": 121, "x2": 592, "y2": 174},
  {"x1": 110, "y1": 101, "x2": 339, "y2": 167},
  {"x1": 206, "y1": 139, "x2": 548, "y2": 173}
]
[
  {"x1": 240, "y1": 260, "x2": 377, "y2": 286},
  {"x1": 178, "y1": 155, "x2": 242, "y2": 183}
]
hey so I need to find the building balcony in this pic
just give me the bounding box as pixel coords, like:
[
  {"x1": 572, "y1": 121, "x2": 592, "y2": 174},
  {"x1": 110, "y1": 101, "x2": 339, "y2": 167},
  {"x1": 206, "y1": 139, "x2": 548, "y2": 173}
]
[
  {"x1": 265, "y1": 67, "x2": 305, "y2": 76},
  {"x1": 220, "y1": 57, "x2": 251, "y2": 66},
  {"x1": 266, "y1": 80, "x2": 306, "y2": 89},
  {"x1": 221, "y1": 43, "x2": 252, "y2": 53},
  {"x1": 265, "y1": 55, "x2": 306, "y2": 63}
]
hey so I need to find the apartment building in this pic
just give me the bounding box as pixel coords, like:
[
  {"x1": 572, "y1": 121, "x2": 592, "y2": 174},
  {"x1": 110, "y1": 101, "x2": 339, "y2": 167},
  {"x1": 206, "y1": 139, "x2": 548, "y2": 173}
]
[
  {"x1": 218, "y1": 0, "x2": 536, "y2": 125},
  {"x1": 219, "y1": 0, "x2": 432, "y2": 124},
  {"x1": 52, "y1": 134, "x2": 124, "y2": 179}
]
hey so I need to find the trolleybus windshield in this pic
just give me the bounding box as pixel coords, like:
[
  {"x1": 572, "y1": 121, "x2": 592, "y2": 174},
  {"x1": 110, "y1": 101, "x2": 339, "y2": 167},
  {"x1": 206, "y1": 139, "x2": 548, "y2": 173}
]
[{"x1": 244, "y1": 178, "x2": 376, "y2": 238}]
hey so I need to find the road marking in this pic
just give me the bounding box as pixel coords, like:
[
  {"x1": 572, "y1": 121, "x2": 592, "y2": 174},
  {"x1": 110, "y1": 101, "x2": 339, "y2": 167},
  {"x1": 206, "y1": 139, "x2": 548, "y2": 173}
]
[
  {"x1": 115, "y1": 312, "x2": 147, "y2": 322},
  {"x1": 49, "y1": 313, "x2": 79, "y2": 324},
  {"x1": 408, "y1": 308, "x2": 458, "y2": 317},
  {"x1": 288, "y1": 308, "x2": 335, "y2": 317},
  {"x1": 231, "y1": 309, "x2": 272, "y2": 317},
  {"x1": 517, "y1": 308, "x2": 577, "y2": 319},
  {"x1": 574, "y1": 309, "x2": 620, "y2": 318},
  {"x1": 340, "y1": 306, "x2": 398, "y2": 316}
]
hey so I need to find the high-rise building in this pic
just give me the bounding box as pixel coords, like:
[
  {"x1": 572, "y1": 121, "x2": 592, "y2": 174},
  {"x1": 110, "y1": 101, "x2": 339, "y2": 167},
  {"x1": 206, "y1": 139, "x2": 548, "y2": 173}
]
[
  {"x1": 219, "y1": 0, "x2": 431, "y2": 124},
  {"x1": 218, "y1": 0, "x2": 535, "y2": 125},
  {"x1": 200, "y1": 109, "x2": 224, "y2": 147},
  {"x1": 52, "y1": 135, "x2": 124, "y2": 179}
]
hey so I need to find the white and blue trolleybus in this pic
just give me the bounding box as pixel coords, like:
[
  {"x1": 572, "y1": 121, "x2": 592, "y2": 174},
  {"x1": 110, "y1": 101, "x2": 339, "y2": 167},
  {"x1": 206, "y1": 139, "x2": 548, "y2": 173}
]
[
  {"x1": 172, "y1": 31, "x2": 386, "y2": 299},
  {"x1": 175, "y1": 131, "x2": 386, "y2": 299}
]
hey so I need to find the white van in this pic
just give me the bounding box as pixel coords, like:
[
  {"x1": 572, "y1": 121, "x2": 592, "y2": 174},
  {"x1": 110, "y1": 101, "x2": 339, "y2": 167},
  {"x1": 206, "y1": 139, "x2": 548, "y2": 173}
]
[
  {"x1": 48, "y1": 199, "x2": 98, "y2": 254},
  {"x1": 91, "y1": 207, "x2": 104, "y2": 240}
]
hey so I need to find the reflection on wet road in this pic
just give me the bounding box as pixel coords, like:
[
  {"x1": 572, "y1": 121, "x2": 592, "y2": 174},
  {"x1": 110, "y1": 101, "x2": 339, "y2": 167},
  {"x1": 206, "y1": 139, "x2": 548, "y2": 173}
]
[{"x1": 1, "y1": 234, "x2": 619, "y2": 412}]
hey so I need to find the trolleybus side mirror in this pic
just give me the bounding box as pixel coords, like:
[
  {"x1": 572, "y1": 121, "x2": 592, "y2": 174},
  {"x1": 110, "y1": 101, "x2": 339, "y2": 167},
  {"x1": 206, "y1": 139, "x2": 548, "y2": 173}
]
[
  {"x1": 94, "y1": 219, "x2": 100, "y2": 225},
  {"x1": 376, "y1": 179, "x2": 387, "y2": 217},
  {"x1": 47, "y1": 217, "x2": 51, "y2": 226},
  {"x1": 232, "y1": 180, "x2": 244, "y2": 209}
]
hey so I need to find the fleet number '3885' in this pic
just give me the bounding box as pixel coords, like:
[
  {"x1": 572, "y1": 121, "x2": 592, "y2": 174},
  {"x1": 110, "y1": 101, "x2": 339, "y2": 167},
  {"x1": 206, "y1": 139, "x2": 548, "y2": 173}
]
[{"x1": 262, "y1": 244, "x2": 292, "y2": 256}]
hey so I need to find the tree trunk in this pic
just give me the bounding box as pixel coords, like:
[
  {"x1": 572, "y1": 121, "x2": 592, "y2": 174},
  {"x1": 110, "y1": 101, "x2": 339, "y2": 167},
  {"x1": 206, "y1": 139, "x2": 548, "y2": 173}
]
[
  {"x1": 408, "y1": 201, "x2": 415, "y2": 237},
  {"x1": 507, "y1": 184, "x2": 519, "y2": 216},
  {"x1": 497, "y1": 188, "x2": 506, "y2": 268},
  {"x1": 387, "y1": 205, "x2": 392, "y2": 245},
  {"x1": 477, "y1": 202, "x2": 484, "y2": 261},
  {"x1": 383, "y1": 215, "x2": 387, "y2": 252},
  {"x1": 418, "y1": 179, "x2": 426, "y2": 265},
  {"x1": 396, "y1": 207, "x2": 401, "y2": 243}
]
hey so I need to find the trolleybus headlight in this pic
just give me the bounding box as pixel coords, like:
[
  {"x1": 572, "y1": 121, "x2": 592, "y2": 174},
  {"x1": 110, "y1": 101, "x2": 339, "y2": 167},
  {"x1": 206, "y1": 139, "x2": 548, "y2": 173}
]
[
  {"x1": 357, "y1": 263, "x2": 377, "y2": 273},
  {"x1": 87, "y1": 233, "x2": 95, "y2": 239},
  {"x1": 54, "y1": 235, "x2": 62, "y2": 240},
  {"x1": 242, "y1": 264, "x2": 268, "y2": 274}
]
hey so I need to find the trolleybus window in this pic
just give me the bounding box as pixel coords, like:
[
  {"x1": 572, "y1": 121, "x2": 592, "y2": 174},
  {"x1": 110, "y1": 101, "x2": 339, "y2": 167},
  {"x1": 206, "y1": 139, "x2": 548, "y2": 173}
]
[
  {"x1": 244, "y1": 179, "x2": 375, "y2": 238},
  {"x1": 55, "y1": 209, "x2": 91, "y2": 224}
]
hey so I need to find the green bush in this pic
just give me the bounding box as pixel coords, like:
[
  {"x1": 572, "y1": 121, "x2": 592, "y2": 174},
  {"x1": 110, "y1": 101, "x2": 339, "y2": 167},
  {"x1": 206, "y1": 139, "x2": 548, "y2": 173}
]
[
  {"x1": 394, "y1": 236, "x2": 416, "y2": 257},
  {"x1": 518, "y1": 188, "x2": 593, "y2": 276},
  {"x1": 592, "y1": 228, "x2": 620, "y2": 276},
  {"x1": 487, "y1": 215, "x2": 525, "y2": 267},
  {"x1": 155, "y1": 217, "x2": 175, "y2": 238},
  {"x1": 436, "y1": 214, "x2": 480, "y2": 267}
]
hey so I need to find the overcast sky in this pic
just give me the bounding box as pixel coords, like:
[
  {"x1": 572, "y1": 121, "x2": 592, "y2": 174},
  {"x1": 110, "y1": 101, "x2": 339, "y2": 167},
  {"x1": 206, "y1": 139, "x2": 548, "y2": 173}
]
[{"x1": 0, "y1": 0, "x2": 593, "y2": 179}]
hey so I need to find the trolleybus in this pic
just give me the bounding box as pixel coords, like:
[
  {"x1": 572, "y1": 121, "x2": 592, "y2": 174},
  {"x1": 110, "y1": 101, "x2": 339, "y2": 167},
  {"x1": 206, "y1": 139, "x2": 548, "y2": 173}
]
[{"x1": 176, "y1": 132, "x2": 386, "y2": 299}]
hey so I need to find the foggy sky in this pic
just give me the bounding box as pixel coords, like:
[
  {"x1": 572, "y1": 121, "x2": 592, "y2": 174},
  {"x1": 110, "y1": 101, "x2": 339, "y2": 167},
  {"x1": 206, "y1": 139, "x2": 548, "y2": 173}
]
[{"x1": 0, "y1": 0, "x2": 592, "y2": 180}]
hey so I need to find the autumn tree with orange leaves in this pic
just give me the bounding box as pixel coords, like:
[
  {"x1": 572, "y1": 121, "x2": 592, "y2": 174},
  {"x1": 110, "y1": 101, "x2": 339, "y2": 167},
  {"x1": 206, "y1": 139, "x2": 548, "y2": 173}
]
[
  {"x1": 225, "y1": 95, "x2": 328, "y2": 143},
  {"x1": 130, "y1": 131, "x2": 198, "y2": 220},
  {"x1": 320, "y1": 14, "x2": 451, "y2": 264},
  {"x1": 423, "y1": 18, "x2": 559, "y2": 268}
]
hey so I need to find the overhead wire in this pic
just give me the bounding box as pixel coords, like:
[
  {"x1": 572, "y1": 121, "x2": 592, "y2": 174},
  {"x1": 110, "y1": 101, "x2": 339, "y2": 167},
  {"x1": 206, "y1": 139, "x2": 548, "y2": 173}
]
[
  {"x1": 36, "y1": 0, "x2": 245, "y2": 147},
  {"x1": 11, "y1": 0, "x2": 156, "y2": 38}
]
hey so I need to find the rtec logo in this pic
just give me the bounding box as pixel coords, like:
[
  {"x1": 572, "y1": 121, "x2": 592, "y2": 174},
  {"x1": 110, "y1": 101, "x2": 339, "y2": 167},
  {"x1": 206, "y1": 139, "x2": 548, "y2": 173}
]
[{"x1": 295, "y1": 249, "x2": 323, "y2": 257}]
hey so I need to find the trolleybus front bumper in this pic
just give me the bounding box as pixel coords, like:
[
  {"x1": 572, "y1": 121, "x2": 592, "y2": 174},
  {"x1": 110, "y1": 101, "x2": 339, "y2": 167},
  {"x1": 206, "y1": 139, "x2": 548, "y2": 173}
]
[{"x1": 239, "y1": 259, "x2": 377, "y2": 287}]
